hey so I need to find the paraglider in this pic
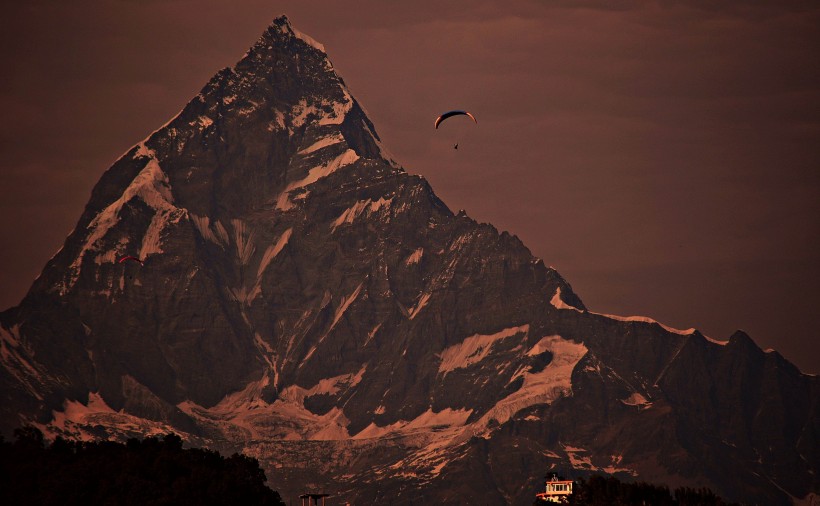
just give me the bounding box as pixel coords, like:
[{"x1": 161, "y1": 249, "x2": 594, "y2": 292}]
[
  {"x1": 117, "y1": 255, "x2": 143, "y2": 281},
  {"x1": 117, "y1": 255, "x2": 143, "y2": 265},
  {"x1": 434, "y1": 110, "x2": 477, "y2": 129},
  {"x1": 435, "y1": 110, "x2": 476, "y2": 149}
]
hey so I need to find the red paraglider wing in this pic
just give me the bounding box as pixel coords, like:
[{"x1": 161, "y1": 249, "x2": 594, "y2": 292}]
[{"x1": 117, "y1": 255, "x2": 143, "y2": 265}]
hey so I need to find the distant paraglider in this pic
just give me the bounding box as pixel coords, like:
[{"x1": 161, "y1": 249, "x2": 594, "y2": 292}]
[
  {"x1": 435, "y1": 110, "x2": 476, "y2": 149},
  {"x1": 434, "y1": 110, "x2": 477, "y2": 129},
  {"x1": 117, "y1": 255, "x2": 143, "y2": 265}
]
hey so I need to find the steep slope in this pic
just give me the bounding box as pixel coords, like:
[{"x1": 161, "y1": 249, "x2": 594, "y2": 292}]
[{"x1": 1, "y1": 16, "x2": 817, "y2": 505}]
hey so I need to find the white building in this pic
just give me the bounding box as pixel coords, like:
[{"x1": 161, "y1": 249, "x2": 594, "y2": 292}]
[{"x1": 535, "y1": 475, "x2": 573, "y2": 503}]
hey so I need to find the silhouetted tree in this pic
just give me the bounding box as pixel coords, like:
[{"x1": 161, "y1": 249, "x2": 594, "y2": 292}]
[{"x1": 0, "y1": 426, "x2": 285, "y2": 506}]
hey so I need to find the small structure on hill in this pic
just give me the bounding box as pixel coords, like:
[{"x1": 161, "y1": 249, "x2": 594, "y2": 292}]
[
  {"x1": 535, "y1": 472, "x2": 573, "y2": 503},
  {"x1": 299, "y1": 492, "x2": 330, "y2": 506}
]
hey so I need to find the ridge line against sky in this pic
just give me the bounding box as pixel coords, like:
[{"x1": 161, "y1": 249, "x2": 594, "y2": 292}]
[{"x1": 1, "y1": 0, "x2": 818, "y2": 372}]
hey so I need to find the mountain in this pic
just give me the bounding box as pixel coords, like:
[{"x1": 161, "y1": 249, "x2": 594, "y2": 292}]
[{"x1": 1, "y1": 16, "x2": 817, "y2": 505}]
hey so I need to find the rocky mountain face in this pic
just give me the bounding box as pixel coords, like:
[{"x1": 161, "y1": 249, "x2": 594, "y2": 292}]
[{"x1": 1, "y1": 16, "x2": 817, "y2": 505}]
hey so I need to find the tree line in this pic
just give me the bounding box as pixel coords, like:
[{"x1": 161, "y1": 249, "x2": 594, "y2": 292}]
[
  {"x1": 0, "y1": 426, "x2": 285, "y2": 506},
  {"x1": 536, "y1": 473, "x2": 742, "y2": 506}
]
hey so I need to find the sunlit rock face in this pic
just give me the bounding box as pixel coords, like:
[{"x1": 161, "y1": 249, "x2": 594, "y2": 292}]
[{"x1": 1, "y1": 16, "x2": 817, "y2": 506}]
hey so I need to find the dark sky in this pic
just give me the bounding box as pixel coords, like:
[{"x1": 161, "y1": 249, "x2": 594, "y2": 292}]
[{"x1": 2, "y1": 1, "x2": 818, "y2": 373}]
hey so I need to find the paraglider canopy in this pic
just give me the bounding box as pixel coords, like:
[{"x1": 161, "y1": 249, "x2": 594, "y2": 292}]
[
  {"x1": 434, "y1": 110, "x2": 477, "y2": 129},
  {"x1": 117, "y1": 255, "x2": 143, "y2": 265}
]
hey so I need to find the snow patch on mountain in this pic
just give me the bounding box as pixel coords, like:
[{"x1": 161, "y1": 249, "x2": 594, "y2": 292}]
[
  {"x1": 364, "y1": 323, "x2": 381, "y2": 347},
  {"x1": 550, "y1": 287, "x2": 582, "y2": 312},
  {"x1": 304, "y1": 284, "x2": 364, "y2": 362},
  {"x1": 299, "y1": 132, "x2": 344, "y2": 155},
  {"x1": 258, "y1": 228, "x2": 292, "y2": 278},
  {"x1": 621, "y1": 392, "x2": 652, "y2": 409},
  {"x1": 269, "y1": 110, "x2": 286, "y2": 132},
  {"x1": 180, "y1": 374, "x2": 283, "y2": 440},
  {"x1": 254, "y1": 333, "x2": 275, "y2": 368},
  {"x1": 191, "y1": 115, "x2": 213, "y2": 128},
  {"x1": 593, "y1": 311, "x2": 697, "y2": 336},
  {"x1": 291, "y1": 25, "x2": 326, "y2": 53},
  {"x1": 231, "y1": 219, "x2": 256, "y2": 265},
  {"x1": 563, "y1": 444, "x2": 595, "y2": 470},
  {"x1": 106, "y1": 152, "x2": 173, "y2": 213},
  {"x1": 181, "y1": 372, "x2": 357, "y2": 441},
  {"x1": 229, "y1": 285, "x2": 262, "y2": 306},
  {"x1": 190, "y1": 214, "x2": 230, "y2": 247},
  {"x1": 321, "y1": 89, "x2": 354, "y2": 125},
  {"x1": 404, "y1": 407, "x2": 473, "y2": 431},
  {"x1": 601, "y1": 454, "x2": 637, "y2": 476},
  {"x1": 356, "y1": 414, "x2": 476, "y2": 482},
  {"x1": 140, "y1": 207, "x2": 185, "y2": 258},
  {"x1": 439, "y1": 325, "x2": 530, "y2": 375},
  {"x1": 279, "y1": 367, "x2": 366, "y2": 406},
  {"x1": 226, "y1": 221, "x2": 290, "y2": 306},
  {"x1": 704, "y1": 335, "x2": 728, "y2": 346},
  {"x1": 290, "y1": 92, "x2": 353, "y2": 130},
  {"x1": 449, "y1": 232, "x2": 473, "y2": 252},
  {"x1": 476, "y1": 335, "x2": 587, "y2": 429},
  {"x1": 290, "y1": 99, "x2": 316, "y2": 129},
  {"x1": 276, "y1": 149, "x2": 359, "y2": 210},
  {"x1": 552, "y1": 287, "x2": 699, "y2": 337},
  {"x1": 93, "y1": 248, "x2": 120, "y2": 266},
  {"x1": 194, "y1": 367, "x2": 369, "y2": 441},
  {"x1": 562, "y1": 444, "x2": 637, "y2": 476},
  {"x1": 48, "y1": 392, "x2": 116, "y2": 433},
  {"x1": 61, "y1": 145, "x2": 177, "y2": 294},
  {"x1": 353, "y1": 407, "x2": 473, "y2": 440},
  {"x1": 408, "y1": 292, "x2": 431, "y2": 320},
  {"x1": 405, "y1": 248, "x2": 423, "y2": 265},
  {"x1": 330, "y1": 283, "x2": 363, "y2": 331},
  {"x1": 40, "y1": 392, "x2": 178, "y2": 442},
  {"x1": 331, "y1": 197, "x2": 393, "y2": 231},
  {"x1": 207, "y1": 375, "x2": 273, "y2": 413}
]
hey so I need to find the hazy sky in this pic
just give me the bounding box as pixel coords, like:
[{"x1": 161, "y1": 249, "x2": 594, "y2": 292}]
[{"x1": 1, "y1": 1, "x2": 818, "y2": 372}]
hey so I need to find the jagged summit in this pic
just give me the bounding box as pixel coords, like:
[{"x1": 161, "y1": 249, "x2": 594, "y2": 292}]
[
  {"x1": 1, "y1": 17, "x2": 817, "y2": 506},
  {"x1": 29, "y1": 15, "x2": 402, "y2": 301},
  {"x1": 261, "y1": 15, "x2": 326, "y2": 53},
  {"x1": 265, "y1": 14, "x2": 299, "y2": 38}
]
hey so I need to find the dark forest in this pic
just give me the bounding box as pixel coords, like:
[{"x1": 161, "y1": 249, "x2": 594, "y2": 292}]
[{"x1": 0, "y1": 427, "x2": 285, "y2": 506}]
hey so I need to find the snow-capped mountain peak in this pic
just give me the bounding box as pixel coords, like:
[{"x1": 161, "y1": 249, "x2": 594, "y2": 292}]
[{"x1": 1, "y1": 16, "x2": 817, "y2": 506}]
